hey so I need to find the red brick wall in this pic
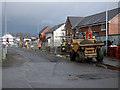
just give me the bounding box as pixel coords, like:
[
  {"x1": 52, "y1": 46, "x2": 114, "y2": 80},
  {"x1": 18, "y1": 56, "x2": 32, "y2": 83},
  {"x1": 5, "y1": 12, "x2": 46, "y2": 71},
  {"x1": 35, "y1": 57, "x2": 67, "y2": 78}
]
[
  {"x1": 72, "y1": 29, "x2": 76, "y2": 35},
  {"x1": 92, "y1": 25, "x2": 106, "y2": 36},
  {"x1": 80, "y1": 27, "x2": 88, "y2": 33},
  {"x1": 65, "y1": 18, "x2": 73, "y2": 42},
  {"x1": 66, "y1": 18, "x2": 72, "y2": 37},
  {"x1": 109, "y1": 14, "x2": 120, "y2": 35},
  {"x1": 79, "y1": 24, "x2": 107, "y2": 36}
]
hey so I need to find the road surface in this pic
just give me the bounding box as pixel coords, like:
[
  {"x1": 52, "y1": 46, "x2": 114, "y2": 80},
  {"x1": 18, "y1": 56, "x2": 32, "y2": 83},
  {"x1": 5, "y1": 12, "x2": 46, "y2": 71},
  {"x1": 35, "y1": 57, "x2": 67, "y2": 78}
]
[{"x1": 2, "y1": 47, "x2": 119, "y2": 88}]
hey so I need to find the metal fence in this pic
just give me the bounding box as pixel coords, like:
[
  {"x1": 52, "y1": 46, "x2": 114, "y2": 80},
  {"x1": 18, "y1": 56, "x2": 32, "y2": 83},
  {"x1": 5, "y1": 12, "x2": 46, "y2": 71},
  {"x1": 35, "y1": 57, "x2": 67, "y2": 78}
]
[{"x1": 96, "y1": 35, "x2": 120, "y2": 46}]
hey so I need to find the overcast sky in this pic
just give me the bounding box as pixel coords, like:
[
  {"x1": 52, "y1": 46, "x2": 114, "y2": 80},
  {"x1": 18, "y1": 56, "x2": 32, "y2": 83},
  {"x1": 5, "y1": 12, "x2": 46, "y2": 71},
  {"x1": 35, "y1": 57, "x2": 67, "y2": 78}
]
[{"x1": 2, "y1": 2, "x2": 118, "y2": 35}]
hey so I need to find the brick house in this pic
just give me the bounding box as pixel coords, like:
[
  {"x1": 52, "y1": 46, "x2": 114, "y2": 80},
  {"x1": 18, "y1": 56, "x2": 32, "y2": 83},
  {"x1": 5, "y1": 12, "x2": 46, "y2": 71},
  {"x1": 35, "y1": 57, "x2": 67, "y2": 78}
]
[
  {"x1": 39, "y1": 26, "x2": 50, "y2": 46},
  {"x1": 65, "y1": 8, "x2": 120, "y2": 45},
  {"x1": 65, "y1": 17, "x2": 84, "y2": 44}
]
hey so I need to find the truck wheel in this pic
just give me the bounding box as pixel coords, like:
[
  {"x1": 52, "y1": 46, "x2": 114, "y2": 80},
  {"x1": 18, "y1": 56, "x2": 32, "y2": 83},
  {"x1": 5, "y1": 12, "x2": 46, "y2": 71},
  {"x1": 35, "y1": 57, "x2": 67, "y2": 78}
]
[
  {"x1": 70, "y1": 50, "x2": 76, "y2": 61},
  {"x1": 76, "y1": 51, "x2": 85, "y2": 63},
  {"x1": 96, "y1": 48, "x2": 104, "y2": 62}
]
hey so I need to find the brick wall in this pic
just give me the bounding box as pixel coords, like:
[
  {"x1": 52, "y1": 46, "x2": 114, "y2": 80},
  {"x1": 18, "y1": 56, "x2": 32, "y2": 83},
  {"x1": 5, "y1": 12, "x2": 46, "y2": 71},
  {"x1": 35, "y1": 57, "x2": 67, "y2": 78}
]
[
  {"x1": 80, "y1": 25, "x2": 106, "y2": 36},
  {"x1": 65, "y1": 18, "x2": 72, "y2": 42},
  {"x1": 80, "y1": 27, "x2": 88, "y2": 33},
  {"x1": 92, "y1": 25, "x2": 106, "y2": 36},
  {"x1": 66, "y1": 19, "x2": 72, "y2": 37},
  {"x1": 109, "y1": 14, "x2": 120, "y2": 35}
]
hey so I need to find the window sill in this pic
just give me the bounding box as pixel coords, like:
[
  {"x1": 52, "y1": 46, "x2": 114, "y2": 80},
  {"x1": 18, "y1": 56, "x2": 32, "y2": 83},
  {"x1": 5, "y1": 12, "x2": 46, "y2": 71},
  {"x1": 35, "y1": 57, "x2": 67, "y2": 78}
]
[{"x1": 101, "y1": 29, "x2": 106, "y2": 31}]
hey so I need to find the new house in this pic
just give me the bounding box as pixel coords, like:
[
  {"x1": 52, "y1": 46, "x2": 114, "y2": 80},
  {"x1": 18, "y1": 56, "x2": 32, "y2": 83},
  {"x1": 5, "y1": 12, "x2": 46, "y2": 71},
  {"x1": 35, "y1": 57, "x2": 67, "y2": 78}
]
[
  {"x1": 65, "y1": 8, "x2": 120, "y2": 45},
  {"x1": 2, "y1": 33, "x2": 14, "y2": 45},
  {"x1": 45, "y1": 23, "x2": 65, "y2": 46},
  {"x1": 65, "y1": 17, "x2": 84, "y2": 44}
]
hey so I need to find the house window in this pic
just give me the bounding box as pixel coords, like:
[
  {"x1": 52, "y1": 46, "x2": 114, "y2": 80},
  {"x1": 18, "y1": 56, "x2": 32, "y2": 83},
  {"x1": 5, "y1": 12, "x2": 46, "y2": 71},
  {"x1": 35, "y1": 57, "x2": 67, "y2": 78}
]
[
  {"x1": 88, "y1": 26, "x2": 92, "y2": 30},
  {"x1": 76, "y1": 29, "x2": 79, "y2": 33},
  {"x1": 101, "y1": 24, "x2": 106, "y2": 31},
  {"x1": 92, "y1": 31, "x2": 99, "y2": 36},
  {"x1": 67, "y1": 30, "x2": 69, "y2": 35},
  {"x1": 70, "y1": 29, "x2": 72, "y2": 34}
]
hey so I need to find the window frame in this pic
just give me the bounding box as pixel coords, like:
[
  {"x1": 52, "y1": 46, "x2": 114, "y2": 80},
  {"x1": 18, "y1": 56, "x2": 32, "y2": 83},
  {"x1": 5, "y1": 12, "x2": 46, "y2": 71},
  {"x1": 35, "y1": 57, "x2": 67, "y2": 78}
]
[
  {"x1": 88, "y1": 26, "x2": 92, "y2": 30},
  {"x1": 67, "y1": 30, "x2": 69, "y2": 35},
  {"x1": 70, "y1": 29, "x2": 72, "y2": 35},
  {"x1": 101, "y1": 24, "x2": 106, "y2": 31}
]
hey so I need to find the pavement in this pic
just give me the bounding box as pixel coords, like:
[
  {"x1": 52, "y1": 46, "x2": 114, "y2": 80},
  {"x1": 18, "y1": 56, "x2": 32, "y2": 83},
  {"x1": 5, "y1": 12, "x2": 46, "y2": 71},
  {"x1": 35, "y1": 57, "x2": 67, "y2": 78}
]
[
  {"x1": 102, "y1": 57, "x2": 119, "y2": 67},
  {"x1": 2, "y1": 47, "x2": 119, "y2": 88}
]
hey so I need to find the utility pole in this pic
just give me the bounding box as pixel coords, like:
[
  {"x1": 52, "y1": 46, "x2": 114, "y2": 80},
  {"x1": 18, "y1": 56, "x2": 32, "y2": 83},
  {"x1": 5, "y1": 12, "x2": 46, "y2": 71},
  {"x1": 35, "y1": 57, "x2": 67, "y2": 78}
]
[
  {"x1": 106, "y1": 0, "x2": 108, "y2": 56},
  {"x1": 5, "y1": 0, "x2": 7, "y2": 54},
  {"x1": 0, "y1": 1, "x2": 2, "y2": 90},
  {"x1": 0, "y1": 0, "x2": 2, "y2": 61},
  {"x1": 5, "y1": 0, "x2": 7, "y2": 44}
]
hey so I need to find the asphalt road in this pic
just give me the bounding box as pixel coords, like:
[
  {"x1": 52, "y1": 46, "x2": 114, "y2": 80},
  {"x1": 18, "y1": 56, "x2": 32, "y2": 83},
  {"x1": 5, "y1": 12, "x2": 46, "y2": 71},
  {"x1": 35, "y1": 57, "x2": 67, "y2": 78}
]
[{"x1": 2, "y1": 47, "x2": 119, "y2": 88}]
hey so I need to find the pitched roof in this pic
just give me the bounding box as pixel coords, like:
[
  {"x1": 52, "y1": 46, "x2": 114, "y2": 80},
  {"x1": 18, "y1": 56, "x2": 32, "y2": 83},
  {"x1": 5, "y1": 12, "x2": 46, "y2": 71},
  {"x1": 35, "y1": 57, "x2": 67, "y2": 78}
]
[
  {"x1": 66, "y1": 17, "x2": 84, "y2": 28},
  {"x1": 39, "y1": 26, "x2": 48, "y2": 34},
  {"x1": 2, "y1": 34, "x2": 14, "y2": 38},
  {"x1": 76, "y1": 8, "x2": 120, "y2": 28},
  {"x1": 46, "y1": 23, "x2": 64, "y2": 34}
]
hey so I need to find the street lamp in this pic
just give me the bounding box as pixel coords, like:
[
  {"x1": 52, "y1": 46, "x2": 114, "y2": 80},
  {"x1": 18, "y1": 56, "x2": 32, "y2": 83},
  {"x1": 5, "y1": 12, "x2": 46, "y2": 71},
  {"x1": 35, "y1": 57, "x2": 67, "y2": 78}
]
[
  {"x1": 106, "y1": 1, "x2": 108, "y2": 56},
  {"x1": 5, "y1": 0, "x2": 7, "y2": 54}
]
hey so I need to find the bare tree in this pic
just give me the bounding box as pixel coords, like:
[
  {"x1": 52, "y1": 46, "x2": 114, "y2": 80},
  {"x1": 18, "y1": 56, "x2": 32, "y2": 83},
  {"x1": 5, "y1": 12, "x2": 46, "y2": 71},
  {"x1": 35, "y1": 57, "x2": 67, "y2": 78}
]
[{"x1": 16, "y1": 32, "x2": 19, "y2": 37}]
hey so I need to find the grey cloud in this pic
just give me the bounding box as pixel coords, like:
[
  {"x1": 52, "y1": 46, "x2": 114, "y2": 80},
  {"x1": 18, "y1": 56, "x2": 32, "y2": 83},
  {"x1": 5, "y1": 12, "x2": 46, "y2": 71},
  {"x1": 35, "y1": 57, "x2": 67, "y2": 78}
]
[{"x1": 2, "y1": 2, "x2": 118, "y2": 34}]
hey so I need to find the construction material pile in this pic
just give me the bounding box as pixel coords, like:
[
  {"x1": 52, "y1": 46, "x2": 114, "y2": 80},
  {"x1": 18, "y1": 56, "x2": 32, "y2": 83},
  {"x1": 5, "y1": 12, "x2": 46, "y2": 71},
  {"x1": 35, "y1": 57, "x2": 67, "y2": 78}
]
[{"x1": 80, "y1": 39, "x2": 94, "y2": 44}]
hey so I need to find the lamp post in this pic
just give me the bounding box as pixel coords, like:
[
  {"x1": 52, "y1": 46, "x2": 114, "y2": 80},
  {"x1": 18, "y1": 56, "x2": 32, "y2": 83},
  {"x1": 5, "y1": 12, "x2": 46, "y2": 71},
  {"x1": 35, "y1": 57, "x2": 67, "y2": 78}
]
[
  {"x1": 106, "y1": 0, "x2": 108, "y2": 56},
  {"x1": 5, "y1": 0, "x2": 7, "y2": 54},
  {"x1": 0, "y1": 0, "x2": 2, "y2": 61},
  {"x1": 5, "y1": 0, "x2": 7, "y2": 44}
]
